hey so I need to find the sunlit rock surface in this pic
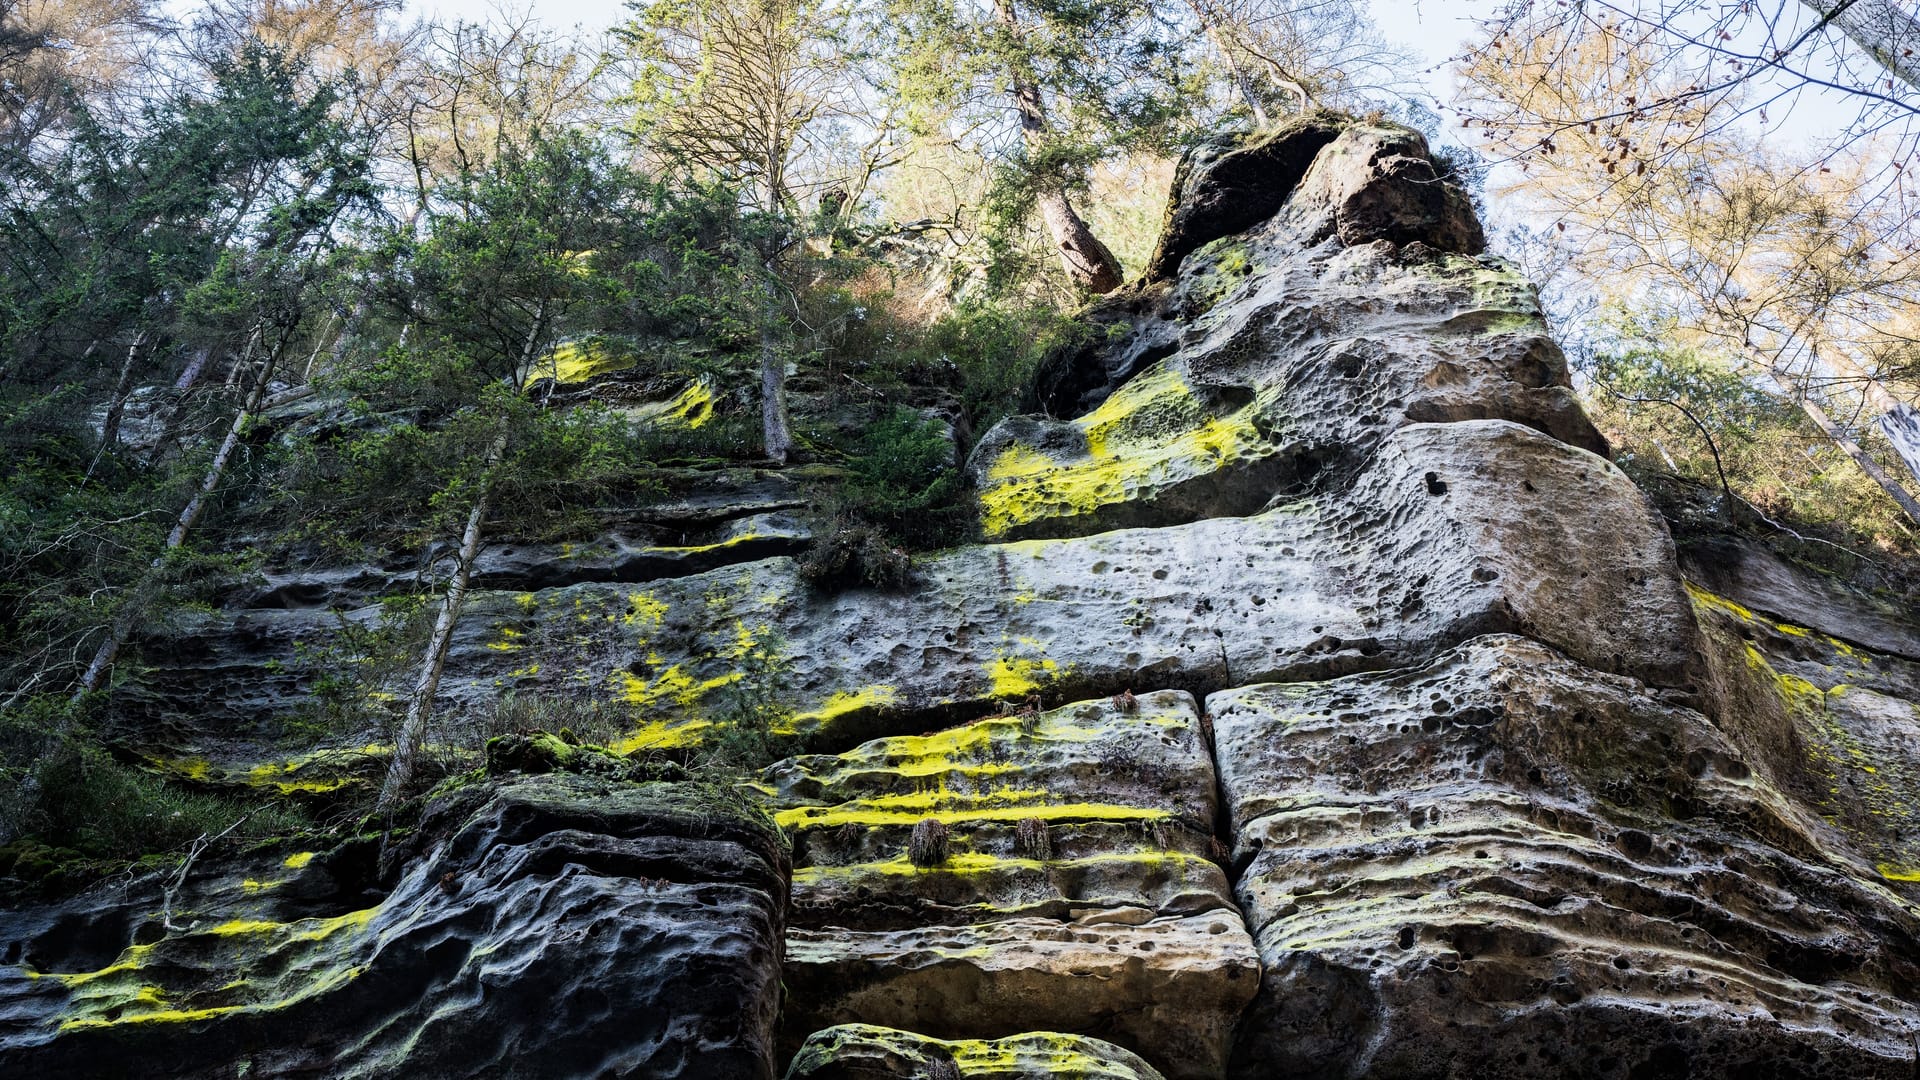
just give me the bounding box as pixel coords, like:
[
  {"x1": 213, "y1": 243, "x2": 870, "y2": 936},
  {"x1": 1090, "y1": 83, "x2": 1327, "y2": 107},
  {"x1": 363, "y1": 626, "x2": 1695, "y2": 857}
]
[
  {"x1": 768, "y1": 691, "x2": 1255, "y2": 1078},
  {"x1": 8, "y1": 115, "x2": 1920, "y2": 1080},
  {"x1": 1213, "y1": 635, "x2": 1920, "y2": 1079}
]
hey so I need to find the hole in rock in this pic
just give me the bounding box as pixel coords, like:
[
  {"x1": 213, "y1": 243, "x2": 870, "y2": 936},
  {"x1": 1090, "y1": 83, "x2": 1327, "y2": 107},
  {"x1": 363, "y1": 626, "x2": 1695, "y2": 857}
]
[{"x1": 1423, "y1": 472, "x2": 1449, "y2": 496}]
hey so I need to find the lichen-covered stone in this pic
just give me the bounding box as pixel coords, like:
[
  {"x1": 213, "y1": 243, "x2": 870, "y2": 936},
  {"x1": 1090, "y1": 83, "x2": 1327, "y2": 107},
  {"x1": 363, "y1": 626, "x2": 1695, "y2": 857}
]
[
  {"x1": 1003, "y1": 124, "x2": 1596, "y2": 541},
  {"x1": 1685, "y1": 581, "x2": 1920, "y2": 899},
  {"x1": 1211, "y1": 634, "x2": 1920, "y2": 1080},
  {"x1": 0, "y1": 774, "x2": 789, "y2": 1078},
  {"x1": 785, "y1": 1024, "x2": 1167, "y2": 1080},
  {"x1": 767, "y1": 691, "x2": 1254, "y2": 1079},
  {"x1": 122, "y1": 420, "x2": 1692, "y2": 763},
  {"x1": 784, "y1": 915, "x2": 1255, "y2": 1080}
]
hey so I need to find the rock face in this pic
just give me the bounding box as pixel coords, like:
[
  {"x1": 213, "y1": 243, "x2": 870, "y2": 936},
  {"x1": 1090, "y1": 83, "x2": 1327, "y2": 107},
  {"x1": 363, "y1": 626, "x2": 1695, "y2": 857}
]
[
  {"x1": 1214, "y1": 636, "x2": 1920, "y2": 1078},
  {"x1": 768, "y1": 691, "x2": 1257, "y2": 1078},
  {"x1": 786, "y1": 1024, "x2": 1167, "y2": 1080},
  {"x1": 0, "y1": 774, "x2": 790, "y2": 1078},
  {"x1": 11, "y1": 115, "x2": 1920, "y2": 1080}
]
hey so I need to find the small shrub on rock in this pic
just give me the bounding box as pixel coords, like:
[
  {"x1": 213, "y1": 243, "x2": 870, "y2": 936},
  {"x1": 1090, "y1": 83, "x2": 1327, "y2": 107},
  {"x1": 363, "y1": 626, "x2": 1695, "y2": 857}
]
[
  {"x1": 907, "y1": 818, "x2": 950, "y2": 868},
  {"x1": 1015, "y1": 816, "x2": 1051, "y2": 861},
  {"x1": 798, "y1": 522, "x2": 913, "y2": 591}
]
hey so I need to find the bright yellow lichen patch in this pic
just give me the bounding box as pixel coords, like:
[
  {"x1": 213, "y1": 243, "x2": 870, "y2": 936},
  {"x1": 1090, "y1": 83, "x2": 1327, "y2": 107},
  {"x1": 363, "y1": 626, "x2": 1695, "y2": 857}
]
[
  {"x1": 243, "y1": 746, "x2": 385, "y2": 796},
  {"x1": 977, "y1": 365, "x2": 1273, "y2": 538},
  {"x1": 40, "y1": 907, "x2": 379, "y2": 1033},
  {"x1": 778, "y1": 685, "x2": 900, "y2": 735},
  {"x1": 283, "y1": 852, "x2": 315, "y2": 869},
  {"x1": 640, "y1": 532, "x2": 766, "y2": 557},
  {"x1": 608, "y1": 718, "x2": 712, "y2": 755},
  {"x1": 543, "y1": 339, "x2": 636, "y2": 384},
  {"x1": 985, "y1": 638, "x2": 1061, "y2": 699},
  {"x1": 794, "y1": 849, "x2": 1212, "y2": 885},
  {"x1": 614, "y1": 665, "x2": 742, "y2": 712},
  {"x1": 623, "y1": 591, "x2": 669, "y2": 627},
  {"x1": 145, "y1": 755, "x2": 213, "y2": 782},
  {"x1": 777, "y1": 798, "x2": 1167, "y2": 832},
  {"x1": 629, "y1": 379, "x2": 716, "y2": 429},
  {"x1": 206, "y1": 909, "x2": 374, "y2": 942}
]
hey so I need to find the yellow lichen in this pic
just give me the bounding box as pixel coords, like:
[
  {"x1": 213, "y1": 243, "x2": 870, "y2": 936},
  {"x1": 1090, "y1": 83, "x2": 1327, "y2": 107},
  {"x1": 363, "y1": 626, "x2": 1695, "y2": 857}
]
[
  {"x1": 614, "y1": 665, "x2": 742, "y2": 712},
  {"x1": 608, "y1": 718, "x2": 712, "y2": 755},
  {"x1": 976, "y1": 365, "x2": 1271, "y2": 538},
  {"x1": 622, "y1": 592, "x2": 669, "y2": 627},
  {"x1": 543, "y1": 339, "x2": 636, "y2": 384},
  {"x1": 777, "y1": 799, "x2": 1168, "y2": 832},
  {"x1": 985, "y1": 651, "x2": 1059, "y2": 699},
  {"x1": 778, "y1": 685, "x2": 900, "y2": 735}
]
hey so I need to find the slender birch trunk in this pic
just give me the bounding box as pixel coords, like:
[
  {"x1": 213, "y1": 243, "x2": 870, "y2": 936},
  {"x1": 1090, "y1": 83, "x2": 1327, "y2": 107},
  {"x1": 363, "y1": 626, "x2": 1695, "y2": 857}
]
[
  {"x1": 85, "y1": 333, "x2": 150, "y2": 480},
  {"x1": 376, "y1": 429, "x2": 509, "y2": 811}
]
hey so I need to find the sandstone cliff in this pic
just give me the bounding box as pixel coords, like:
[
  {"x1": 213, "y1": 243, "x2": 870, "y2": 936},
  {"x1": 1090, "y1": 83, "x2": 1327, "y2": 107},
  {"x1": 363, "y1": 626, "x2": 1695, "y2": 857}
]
[{"x1": 4, "y1": 116, "x2": 1918, "y2": 1080}]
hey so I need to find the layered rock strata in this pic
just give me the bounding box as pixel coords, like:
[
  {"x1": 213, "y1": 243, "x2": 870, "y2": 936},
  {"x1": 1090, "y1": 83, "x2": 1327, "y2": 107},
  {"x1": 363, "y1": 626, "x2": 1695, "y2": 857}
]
[
  {"x1": 766, "y1": 691, "x2": 1257, "y2": 1078},
  {"x1": 785, "y1": 1024, "x2": 1167, "y2": 1080},
  {"x1": 0, "y1": 774, "x2": 790, "y2": 1078},
  {"x1": 1213, "y1": 635, "x2": 1920, "y2": 1078},
  {"x1": 7, "y1": 114, "x2": 1920, "y2": 1080}
]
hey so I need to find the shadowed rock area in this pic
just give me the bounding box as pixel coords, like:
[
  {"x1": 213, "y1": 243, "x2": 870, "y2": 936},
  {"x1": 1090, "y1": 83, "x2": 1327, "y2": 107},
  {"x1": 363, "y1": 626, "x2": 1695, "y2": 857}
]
[{"x1": 0, "y1": 774, "x2": 790, "y2": 1078}]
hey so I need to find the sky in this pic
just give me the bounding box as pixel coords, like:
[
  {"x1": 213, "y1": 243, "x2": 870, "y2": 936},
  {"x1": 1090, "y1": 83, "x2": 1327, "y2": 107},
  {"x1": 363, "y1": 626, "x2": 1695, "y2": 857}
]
[{"x1": 402, "y1": 0, "x2": 1494, "y2": 107}]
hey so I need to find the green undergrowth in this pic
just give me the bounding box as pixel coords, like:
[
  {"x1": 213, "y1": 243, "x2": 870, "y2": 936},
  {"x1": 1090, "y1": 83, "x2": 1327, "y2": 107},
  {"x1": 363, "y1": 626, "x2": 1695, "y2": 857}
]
[{"x1": 1, "y1": 697, "x2": 314, "y2": 899}]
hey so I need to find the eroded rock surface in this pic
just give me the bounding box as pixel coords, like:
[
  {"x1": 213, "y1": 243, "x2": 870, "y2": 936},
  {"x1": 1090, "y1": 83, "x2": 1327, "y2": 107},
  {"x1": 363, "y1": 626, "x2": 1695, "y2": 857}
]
[
  {"x1": 16, "y1": 114, "x2": 1920, "y2": 1080},
  {"x1": 1006, "y1": 126, "x2": 1587, "y2": 544},
  {"x1": 1212, "y1": 635, "x2": 1920, "y2": 1079},
  {"x1": 786, "y1": 1024, "x2": 1167, "y2": 1080},
  {"x1": 0, "y1": 774, "x2": 789, "y2": 1078},
  {"x1": 123, "y1": 419, "x2": 1692, "y2": 767},
  {"x1": 768, "y1": 692, "x2": 1256, "y2": 1079}
]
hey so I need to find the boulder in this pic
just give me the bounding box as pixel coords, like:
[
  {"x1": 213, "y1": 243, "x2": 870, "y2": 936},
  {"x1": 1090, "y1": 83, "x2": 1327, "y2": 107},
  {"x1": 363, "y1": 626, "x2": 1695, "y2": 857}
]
[{"x1": 0, "y1": 774, "x2": 789, "y2": 1078}]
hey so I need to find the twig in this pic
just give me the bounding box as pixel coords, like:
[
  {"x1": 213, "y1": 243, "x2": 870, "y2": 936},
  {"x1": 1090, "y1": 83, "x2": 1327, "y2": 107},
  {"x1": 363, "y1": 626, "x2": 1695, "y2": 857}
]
[{"x1": 161, "y1": 812, "x2": 253, "y2": 933}]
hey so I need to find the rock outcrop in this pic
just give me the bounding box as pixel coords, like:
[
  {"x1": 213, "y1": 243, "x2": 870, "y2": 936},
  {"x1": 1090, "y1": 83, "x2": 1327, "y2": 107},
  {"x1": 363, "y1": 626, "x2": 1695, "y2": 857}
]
[
  {"x1": 786, "y1": 1024, "x2": 1167, "y2": 1080},
  {"x1": 768, "y1": 691, "x2": 1256, "y2": 1078},
  {"x1": 8, "y1": 114, "x2": 1920, "y2": 1080},
  {"x1": 0, "y1": 774, "x2": 790, "y2": 1078}
]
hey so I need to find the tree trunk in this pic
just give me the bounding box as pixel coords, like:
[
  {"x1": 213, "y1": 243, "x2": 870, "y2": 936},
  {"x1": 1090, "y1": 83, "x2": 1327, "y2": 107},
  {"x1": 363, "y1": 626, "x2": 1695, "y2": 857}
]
[
  {"x1": 1740, "y1": 342, "x2": 1920, "y2": 527},
  {"x1": 85, "y1": 333, "x2": 150, "y2": 480},
  {"x1": 1800, "y1": 0, "x2": 1920, "y2": 91},
  {"x1": 1183, "y1": 0, "x2": 1270, "y2": 126},
  {"x1": 1796, "y1": 392, "x2": 1920, "y2": 527},
  {"x1": 760, "y1": 290, "x2": 793, "y2": 464},
  {"x1": 377, "y1": 430, "x2": 509, "y2": 812},
  {"x1": 73, "y1": 347, "x2": 283, "y2": 698},
  {"x1": 993, "y1": 0, "x2": 1124, "y2": 294},
  {"x1": 1812, "y1": 349, "x2": 1920, "y2": 497}
]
